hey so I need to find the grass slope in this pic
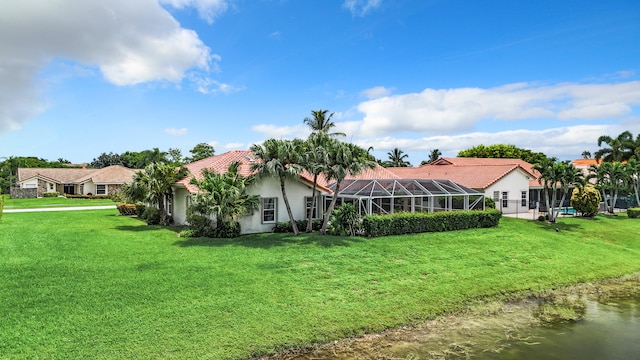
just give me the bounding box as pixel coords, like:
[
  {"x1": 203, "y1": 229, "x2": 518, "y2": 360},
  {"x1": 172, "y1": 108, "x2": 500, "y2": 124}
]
[
  {"x1": 2, "y1": 195, "x2": 115, "y2": 209},
  {"x1": 1, "y1": 210, "x2": 639, "y2": 359}
]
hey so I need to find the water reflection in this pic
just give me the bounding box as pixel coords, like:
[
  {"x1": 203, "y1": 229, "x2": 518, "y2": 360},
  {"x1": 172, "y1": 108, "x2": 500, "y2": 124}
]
[{"x1": 269, "y1": 281, "x2": 640, "y2": 359}]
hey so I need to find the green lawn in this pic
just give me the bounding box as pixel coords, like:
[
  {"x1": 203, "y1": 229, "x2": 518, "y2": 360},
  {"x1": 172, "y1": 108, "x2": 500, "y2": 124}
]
[
  {"x1": 1, "y1": 210, "x2": 639, "y2": 359},
  {"x1": 2, "y1": 194, "x2": 115, "y2": 209}
]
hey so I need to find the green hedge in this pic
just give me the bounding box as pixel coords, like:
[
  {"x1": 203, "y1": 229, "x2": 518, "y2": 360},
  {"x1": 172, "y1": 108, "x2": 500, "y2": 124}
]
[
  {"x1": 43, "y1": 191, "x2": 60, "y2": 198},
  {"x1": 362, "y1": 209, "x2": 502, "y2": 237},
  {"x1": 628, "y1": 208, "x2": 640, "y2": 219},
  {"x1": 116, "y1": 203, "x2": 137, "y2": 216}
]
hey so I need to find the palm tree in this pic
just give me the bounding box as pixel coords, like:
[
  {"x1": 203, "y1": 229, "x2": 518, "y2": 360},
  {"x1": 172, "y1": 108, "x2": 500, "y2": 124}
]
[
  {"x1": 626, "y1": 158, "x2": 640, "y2": 207},
  {"x1": 303, "y1": 109, "x2": 346, "y2": 137},
  {"x1": 385, "y1": 148, "x2": 410, "y2": 167},
  {"x1": 131, "y1": 162, "x2": 187, "y2": 225},
  {"x1": 533, "y1": 157, "x2": 563, "y2": 222},
  {"x1": 321, "y1": 141, "x2": 376, "y2": 234},
  {"x1": 302, "y1": 109, "x2": 345, "y2": 232},
  {"x1": 588, "y1": 162, "x2": 629, "y2": 213},
  {"x1": 250, "y1": 139, "x2": 304, "y2": 235},
  {"x1": 426, "y1": 149, "x2": 442, "y2": 164},
  {"x1": 594, "y1": 131, "x2": 635, "y2": 162},
  {"x1": 189, "y1": 161, "x2": 260, "y2": 229},
  {"x1": 581, "y1": 151, "x2": 591, "y2": 159},
  {"x1": 557, "y1": 161, "x2": 584, "y2": 211}
]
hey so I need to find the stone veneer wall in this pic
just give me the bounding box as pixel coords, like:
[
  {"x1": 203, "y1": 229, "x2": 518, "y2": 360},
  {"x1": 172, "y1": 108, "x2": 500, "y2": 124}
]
[
  {"x1": 108, "y1": 184, "x2": 124, "y2": 196},
  {"x1": 10, "y1": 188, "x2": 38, "y2": 199}
]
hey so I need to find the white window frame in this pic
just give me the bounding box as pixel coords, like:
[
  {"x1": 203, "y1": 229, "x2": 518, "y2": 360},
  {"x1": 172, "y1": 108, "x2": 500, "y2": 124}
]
[
  {"x1": 166, "y1": 195, "x2": 173, "y2": 216},
  {"x1": 493, "y1": 191, "x2": 500, "y2": 202},
  {"x1": 262, "y1": 197, "x2": 277, "y2": 224},
  {"x1": 305, "y1": 196, "x2": 320, "y2": 219},
  {"x1": 521, "y1": 191, "x2": 527, "y2": 207},
  {"x1": 502, "y1": 191, "x2": 509, "y2": 208},
  {"x1": 96, "y1": 184, "x2": 107, "y2": 195}
]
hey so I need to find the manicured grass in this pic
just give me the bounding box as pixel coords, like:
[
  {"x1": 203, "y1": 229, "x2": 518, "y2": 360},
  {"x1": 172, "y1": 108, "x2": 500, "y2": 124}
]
[
  {"x1": 1, "y1": 210, "x2": 639, "y2": 359},
  {"x1": 2, "y1": 194, "x2": 115, "y2": 209}
]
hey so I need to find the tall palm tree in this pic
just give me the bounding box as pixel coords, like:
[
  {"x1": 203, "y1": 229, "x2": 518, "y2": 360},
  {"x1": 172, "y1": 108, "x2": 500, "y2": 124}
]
[
  {"x1": 190, "y1": 161, "x2": 260, "y2": 229},
  {"x1": 594, "y1": 131, "x2": 635, "y2": 162},
  {"x1": 131, "y1": 162, "x2": 187, "y2": 225},
  {"x1": 250, "y1": 139, "x2": 304, "y2": 235},
  {"x1": 303, "y1": 109, "x2": 346, "y2": 137},
  {"x1": 557, "y1": 161, "x2": 584, "y2": 211},
  {"x1": 581, "y1": 151, "x2": 591, "y2": 159},
  {"x1": 321, "y1": 141, "x2": 376, "y2": 234},
  {"x1": 385, "y1": 148, "x2": 410, "y2": 167},
  {"x1": 626, "y1": 158, "x2": 640, "y2": 207},
  {"x1": 302, "y1": 109, "x2": 345, "y2": 232}
]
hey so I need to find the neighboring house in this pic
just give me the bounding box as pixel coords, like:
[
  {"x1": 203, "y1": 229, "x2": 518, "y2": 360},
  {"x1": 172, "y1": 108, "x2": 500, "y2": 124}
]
[
  {"x1": 171, "y1": 151, "x2": 485, "y2": 234},
  {"x1": 16, "y1": 165, "x2": 140, "y2": 197},
  {"x1": 388, "y1": 158, "x2": 540, "y2": 214}
]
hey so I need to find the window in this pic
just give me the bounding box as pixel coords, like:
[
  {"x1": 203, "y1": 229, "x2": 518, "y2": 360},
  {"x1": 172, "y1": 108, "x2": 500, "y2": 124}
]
[
  {"x1": 502, "y1": 191, "x2": 509, "y2": 208},
  {"x1": 49, "y1": 183, "x2": 54, "y2": 190},
  {"x1": 493, "y1": 191, "x2": 500, "y2": 202},
  {"x1": 305, "y1": 196, "x2": 320, "y2": 219},
  {"x1": 25, "y1": 183, "x2": 36, "y2": 188},
  {"x1": 262, "y1": 197, "x2": 277, "y2": 223},
  {"x1": 521, "y1": 191, "x2": 527, "y2": 207},
  {"x1": 96, "y1": 184, "x2": 106, "y2": 195},
  {"x1": 166, "y1": 195, "x2": 173, "y2": 216}
]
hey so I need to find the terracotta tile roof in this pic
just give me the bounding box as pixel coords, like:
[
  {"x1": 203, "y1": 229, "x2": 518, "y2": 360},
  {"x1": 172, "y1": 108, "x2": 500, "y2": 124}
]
[
  {"x1": 17, "y1": 165, "x2": 140, "y2": 184},
  {"x1": 387, "y1": 157, "x2": 540, "y2": 190},
  {"x1": 176, "y1": 150, "x2": 333, "y2": 194}
]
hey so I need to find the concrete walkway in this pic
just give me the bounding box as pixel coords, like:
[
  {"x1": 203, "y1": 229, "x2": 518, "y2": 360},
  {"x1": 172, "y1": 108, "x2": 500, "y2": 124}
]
[{"x1": 3, "y1": 205, "x2": 117, "y2": 213}]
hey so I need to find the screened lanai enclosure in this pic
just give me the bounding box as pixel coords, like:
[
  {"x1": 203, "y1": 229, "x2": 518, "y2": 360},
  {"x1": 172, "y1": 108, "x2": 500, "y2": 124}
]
[{"x1": 326, "y1": 179, "x2": 485, "y2": 216}]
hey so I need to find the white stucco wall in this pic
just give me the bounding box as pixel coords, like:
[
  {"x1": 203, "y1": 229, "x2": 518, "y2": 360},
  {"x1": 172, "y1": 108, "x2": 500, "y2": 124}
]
[
  {"x1": 20, "y1": 178, "x2": 39, "y2": 188},
  {"x1": 484, "y1": 169, "x2": 531, "y2": 214},
  {"x1": 172, "y1": 176, "x2": 321, "y2": 234}
]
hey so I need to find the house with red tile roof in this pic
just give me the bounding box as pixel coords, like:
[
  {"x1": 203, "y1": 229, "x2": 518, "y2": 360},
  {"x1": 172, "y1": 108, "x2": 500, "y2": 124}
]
[
  {"x1": 387, "y1": 158, "x2": 541, "y2": 214},
  {"x1": 16, "y1": 165, "x2": 140, "y2": 197},
  {"x1": 171, "y1": 151, "x2": 485, "y2": 233}
]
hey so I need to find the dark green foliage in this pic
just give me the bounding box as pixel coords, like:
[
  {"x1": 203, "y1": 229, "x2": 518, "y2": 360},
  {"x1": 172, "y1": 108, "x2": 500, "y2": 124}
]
[
  {"x1": 141, "y1": 206, "x2": 161, "y2": 225},
  {"x1": 214, "y1": 221, "x2": 241, "y2": 238},
  {"x1": 116, "y1": 203, "x2": 137, "y2": 216},
  {"x1": 457, "y1": 144, "x2": 548, "y2": 164},
  {"x1": 135, "y1": 203, "x2": 146, "y2": 217},
  {"x1": 362, "y1": 210, "x2": 502, "y2": 237},
  {"x1": 0, "y1": 195, "x2": 4, "y2": 220},
  {"x1": 327, "y1": 203, "x2": 362, "y2": 236},
  {"x1": 538, "y1": 215, "x2": 547, "y2": 221},
  {"x1": 485, "y1": 197, "x2": 496, "y2": 209},
  {"x1": 273, "y1": 219, "x2": 323, "y2": 233},
  {"x1": 42, "y1": 192, "x2": 60, "y2": 198},
  {"x1": 185, "y1": 213, "x2": 216, "y2": 238},
  {"x1": 628, "y1": 208, "x2": 640, "y2": 218}
]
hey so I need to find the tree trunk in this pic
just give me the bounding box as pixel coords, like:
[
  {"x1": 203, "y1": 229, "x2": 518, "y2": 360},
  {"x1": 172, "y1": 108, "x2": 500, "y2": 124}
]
[
  {"x1": 158, "y1": 195, "x2": 168, "y2": 225},
  {"x1": 549, "y1": 185, "x2": 558, "y2": 222},
  {"x1": 280, "y1": 176, "x2": 299, "y2": 236},
  {"x1": 321, "y1": 181, "x2": 341, "y2": 235},
  {"x1": 306, "y1": 174, "x2": 318, "y2": 232}
]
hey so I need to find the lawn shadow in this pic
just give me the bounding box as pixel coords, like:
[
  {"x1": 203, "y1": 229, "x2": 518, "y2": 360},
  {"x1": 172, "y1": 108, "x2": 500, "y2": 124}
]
[
  {"x1": 531, "y1": 218, "x2": 583, "y2": 232},
  {"x1": 174, "y1": 232, "x2": 366, "y2": 249},
  {"x1": 115, "y1": 224, "x2": 183, "y2": 234}
]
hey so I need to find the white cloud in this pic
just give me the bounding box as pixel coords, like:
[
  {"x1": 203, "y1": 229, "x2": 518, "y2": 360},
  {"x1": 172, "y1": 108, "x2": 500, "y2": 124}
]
[
  {"x1": 165, "y1": 127, "x2": 189, "y2": 136},
  {"x1": 343, "y1": 0, "x2": 382, "y2": 16},
  {"x1": 191, "y1": 75, "x2": 244, "y2": 94},
  {"x1": 355, "y1": 122, "x2": 640, "y2": 162},
  {"x1": 224, "y1": 142, "x2": 245, "y2": 149},
  {"x1": 160, "y1": 0, "x2": 229, "y2": 24},
  {"x1": 361, "y1": 86, "x2": 394, "y2": 99},
  {"x1": 351, "y1": 81, "x2": 640, "y2": 137},
  {"x1": 0, "y1": 0, "x2": 216, "y2": 133}
]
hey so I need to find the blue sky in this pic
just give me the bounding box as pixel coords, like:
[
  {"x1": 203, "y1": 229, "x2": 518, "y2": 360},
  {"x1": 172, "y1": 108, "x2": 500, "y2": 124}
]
[{"x1": 1, "y1": 0, "x2": 639, "y2": 165}]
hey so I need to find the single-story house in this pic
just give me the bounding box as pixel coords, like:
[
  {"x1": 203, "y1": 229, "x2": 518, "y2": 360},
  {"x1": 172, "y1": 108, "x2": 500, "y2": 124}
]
[
  {"x1": 16, "y1": 165, "x2": 140, "y2": 197},
  {"x1": 170, "y1": 151, "x2": 485, "y2": 234},
  {"x1": 387, "y1": 158, "x2": 540, "y2": 214}
]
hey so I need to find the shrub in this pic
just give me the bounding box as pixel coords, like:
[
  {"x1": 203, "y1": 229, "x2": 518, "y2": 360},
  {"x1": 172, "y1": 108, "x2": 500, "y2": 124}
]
[
  {"x1": 538, "y1": 215, "x2": 546, "y2": 221},
  {"x1": 135, "y1": 203, "x2": 146, "y2": 217},
  {"x1": 179, "y1": 229, "x2": 197, "y2": 238},
  {"x1": 116, "y1": 203, "x2": 137, "y2": 216},
  {"x1": 43, "y1": 191, "x2": 59, "y2": 198},
  {"x1": 327, "y1": 203, "x2": 362, "y2": 236},
  {"x1": 186, "y1": 213, "x2": 216, "y2": 237},
  {"x1": 485, "y1": 197, "x2": 496, "y2": 209},
  {"x1": 571, "y1": 185, "x2": 601, "y2": 217},
  {"x1": 141, "y1": 206, "x2": 161, "y2": 225},
  {"x1": 628, "y1": 208, "x2": 640, "y2": 219},
  {"x1": 214, "y1": 221, "x2": 241, "y2": 238},
  {"x1": 362, "y1": 209, "x2": 502, "y2": 237}
]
